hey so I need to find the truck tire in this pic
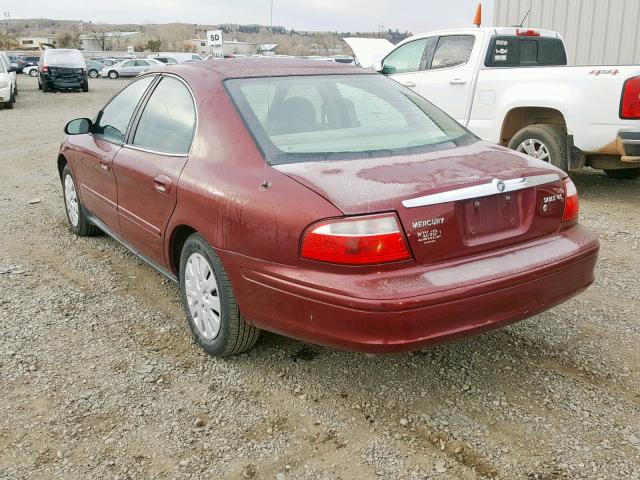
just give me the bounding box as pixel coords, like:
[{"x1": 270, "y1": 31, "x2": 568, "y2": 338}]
[
  {"x1": 508, "y1": 124, "x2": 568, "y2": 171},
  {"x1": 179, "y1": 233, "x2": 260, "y2": 357},
  {"x1": 603, "y1": 169, "x2": 640, "y2": 180}
]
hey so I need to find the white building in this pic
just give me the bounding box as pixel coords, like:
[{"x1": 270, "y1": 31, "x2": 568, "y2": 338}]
[
  {"x1": 493, "y1": 0, "x2": 640, "y2": 65},
  {"x1": 79, "y1": 31, "x2": 143, "y2": 52}
]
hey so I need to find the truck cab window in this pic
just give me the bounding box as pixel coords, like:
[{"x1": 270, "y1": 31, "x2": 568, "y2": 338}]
[{"x1": 430, "y1": 36, "x2": 474, "y2": 69}]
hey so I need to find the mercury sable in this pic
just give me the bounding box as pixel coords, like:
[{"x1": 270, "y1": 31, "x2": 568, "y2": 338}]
[{"x1": 57, "y1": 59, "x2": 599, "y2": 356}]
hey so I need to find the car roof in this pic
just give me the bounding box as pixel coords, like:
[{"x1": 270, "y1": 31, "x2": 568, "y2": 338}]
[{"x1": 192, "y1": 57, "x2": 371, "y2": 79}]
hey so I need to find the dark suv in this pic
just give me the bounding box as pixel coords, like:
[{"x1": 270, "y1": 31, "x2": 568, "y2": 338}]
[{"x1": 38, "y1": 49, "x2": 88, "y2": 92}]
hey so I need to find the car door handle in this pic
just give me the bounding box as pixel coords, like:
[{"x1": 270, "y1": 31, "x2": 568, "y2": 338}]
[
  {"x1": 99, "y1": 161, "x2": 110, "y2": 172},
  {"x1": 450, "y1": 78, "x2": 467, "y2": 85},
  {"x1": 153, "y1": 175, "x2": 172, "y2": 194},
  {"x1": 402, "y1": 81, "x2": 417, "y2": 87}
]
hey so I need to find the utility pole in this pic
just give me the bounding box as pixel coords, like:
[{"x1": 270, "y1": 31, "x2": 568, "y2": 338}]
[
  {"x1": 3, "y1": 12, "x2": 10, "y2": 33},
  {"x1": 377, "y1": 23, "x2": 385, "y2": 36}
]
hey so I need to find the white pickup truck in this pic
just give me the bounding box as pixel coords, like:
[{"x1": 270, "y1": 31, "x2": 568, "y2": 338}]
[{"x1": 345, "y1": 27, "x2": 640, "y2": 179}]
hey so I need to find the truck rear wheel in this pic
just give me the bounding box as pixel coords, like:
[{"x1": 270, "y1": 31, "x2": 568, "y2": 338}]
[
  {"x1": 508, "y1": 124, "x2": 567, "y2": 171},
  {"x1": 603, "y1": 169, "x2": 640, "y2": 180}
]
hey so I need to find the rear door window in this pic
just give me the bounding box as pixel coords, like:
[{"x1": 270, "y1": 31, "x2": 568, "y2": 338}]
[
  {"x1": 93, "y1": 76, "x2": 155, "y2": 143},
  {"x1": 132, "y1": 77, "x2": 196, "y2": 154},
  {"x1": 430, "y1": 35, "x2": 474, "y2": 70}
]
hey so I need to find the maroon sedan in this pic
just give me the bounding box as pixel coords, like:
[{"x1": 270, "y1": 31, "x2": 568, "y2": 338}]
[{"x1": 58, "y1": 59, "x2": 599, "y2": 356}]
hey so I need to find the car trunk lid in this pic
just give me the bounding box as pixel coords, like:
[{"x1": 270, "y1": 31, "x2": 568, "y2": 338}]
[{"x1": 275, "y1": 142, "x2": 567, "y2": 264}]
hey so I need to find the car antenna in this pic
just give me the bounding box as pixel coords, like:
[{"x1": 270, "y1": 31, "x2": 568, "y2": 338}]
[
  {"x1": 260, "y1": 0, "x2": 275, "y2": 191},
  {"x1": 518, "y1": 9, "x2": 531, "y2": 27}
]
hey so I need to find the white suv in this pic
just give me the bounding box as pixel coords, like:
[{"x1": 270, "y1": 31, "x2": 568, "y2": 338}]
[{"x1": 0, "y1": 52, "x2": 17, "y2": 109}]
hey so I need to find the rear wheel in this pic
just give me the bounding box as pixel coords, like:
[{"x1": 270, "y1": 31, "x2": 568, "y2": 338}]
[
  {"x1": 61, "y1": 165, "x2": 100, "y2": 236},
  {"x1": 108, "y1": 70, "x2": 119, "y2": 79},
  {"x1": 82, "y1": 81, "x2": 89, "y2": 92},
  {"x1": 508, "y1": 124, "x2": 567, "y2": 171},
  {"x1": 29, "y1": 69, "x2": 38, "y2": 77},
  {"x1": 179, "y1": 234, "x2": 260, "y2": 357},
  {"x1": 42, "y1": 80, "x2": 50, "y2": 92},
  {"x1": 604, "y1": 168, "x2": 640, "y2": 180}
]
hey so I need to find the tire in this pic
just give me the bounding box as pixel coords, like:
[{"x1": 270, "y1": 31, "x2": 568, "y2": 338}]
[
  {"x1": 508, "y1": 124, "x2": 568, "y2": 171},
  {"x1": 82, "y1": 81, "x2": 89, "y2": 92},
  {"x1": 179, "y1": 234, "x2": 260, "y2": 357},
  {"x1": 604, "y1": 168, "x2": 640, "y2": 180},
  {"x1": 88, "y1": 69, "x2": 99, "y2": 79},
  {"x1": 4, "y1": 92, "x2": 14, "y2": 109},
  {"x1": 14, "y1": 83, "x2": 18, "y2": 95},
  {"x1": 108, "y1": 70, "x2": 119, "y2": 79},
  {"x1": 38, "y1": 80, "x2": 42, "y2": 90},
  {"x1": 42, "y1": 81, "x2": 50, "y2": 92},
  {"x1": 29, "y1": 69, "x2": 38, "y2": 77},
  {"x1": 61, "y1": 165, "x2": 100, "y2": 236}
]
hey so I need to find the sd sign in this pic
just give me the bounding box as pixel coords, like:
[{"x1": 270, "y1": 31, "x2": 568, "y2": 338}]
[{"x1": 207, "y1": 30, "x2": 223, "y2": 47}]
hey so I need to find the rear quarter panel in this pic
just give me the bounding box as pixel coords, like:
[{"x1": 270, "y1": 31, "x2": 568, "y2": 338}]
[{"x1": 470, "y1": 65, "x2": 640, "y2": 153}]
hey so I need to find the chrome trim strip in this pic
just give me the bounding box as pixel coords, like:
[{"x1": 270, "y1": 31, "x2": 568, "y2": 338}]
[
  {"x1": 621, "y1": 138, "x2": 640, "y2": 145},
  {"x1": 402, "y1": 173, "x2": 560, "y2": 208}
]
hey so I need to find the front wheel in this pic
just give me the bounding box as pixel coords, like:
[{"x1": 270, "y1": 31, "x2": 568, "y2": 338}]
[
  {"x1": 88, "y1": 69, "x2": 99, "y2": 79},
  {"x1": 604, "y1": 168, "x2": 640, "y2": 180},
  {"x1": 108, "y1": 71, "x2": 119, "y2": 79},
  {"x1": 61, "y1": 165, "x2": 100, "y2": 236},
  {"x1": 508, "y1": 124, "x2": 568, "y2": 171},
  {"x1": 179, "y1": 234, "x2": 260, "y2": 357}
]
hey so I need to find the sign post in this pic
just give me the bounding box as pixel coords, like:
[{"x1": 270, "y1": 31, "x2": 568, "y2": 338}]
[{"x1": 207, "y1": 30, "x2": 224, "y2": 58}]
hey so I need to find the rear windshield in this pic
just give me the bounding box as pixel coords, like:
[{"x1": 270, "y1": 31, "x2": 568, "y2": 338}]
[
  {"x1": 225, "y1": 74, "x2": 476, "y2": 165},
  {"x1": 485, "y1": 36, "x2": 567, "y2": 67},
  {"x1": 44, "y1": 50, "x2": 86, "y2": 68}
]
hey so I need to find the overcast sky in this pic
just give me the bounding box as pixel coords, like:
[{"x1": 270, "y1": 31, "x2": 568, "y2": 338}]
[{"x1": 4, "y1": 0, "x2": 494, "y2": 33}]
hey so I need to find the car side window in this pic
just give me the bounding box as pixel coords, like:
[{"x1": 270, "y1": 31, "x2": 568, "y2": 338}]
[
  {"x1": 123, "y1": 60, "x2": 136, "y2": 68},
  {"x1": 136, "y1": 60, "x2": 149, "y2": 67},
  {"x1": 94, "y1": 76, "x2": 155, "y2": 143},
  {"x1": 383, "y1": 39, "x2": 429, "y2": 74},
  {"x1": 132, "y1": 77, "x2": 196, "y2": 154},
  {"x1": 430, "y1": 35, "x2": 474, "y2": 70}
]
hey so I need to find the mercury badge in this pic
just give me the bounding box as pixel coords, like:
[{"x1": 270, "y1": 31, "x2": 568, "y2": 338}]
[{"x1": 495, "y1": 179, "x2": 506, "y2": 192}]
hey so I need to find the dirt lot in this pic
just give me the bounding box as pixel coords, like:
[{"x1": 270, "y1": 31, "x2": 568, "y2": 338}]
[{"x1": 0, "y1": 76, "x2": 639, "y2": 480}]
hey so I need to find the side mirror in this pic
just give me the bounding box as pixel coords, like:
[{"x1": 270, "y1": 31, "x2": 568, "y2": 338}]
[
  {"x1": 65, "y1": 118, "x2": 92, "y2": 135},
  {"x1": 380, "y1": 64, "x2": 396, "y2": 75}
]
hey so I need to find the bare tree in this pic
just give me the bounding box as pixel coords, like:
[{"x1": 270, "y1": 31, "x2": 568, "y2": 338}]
[{"x1": 89, "y1": 24, "x2": 110, "y2": 51}]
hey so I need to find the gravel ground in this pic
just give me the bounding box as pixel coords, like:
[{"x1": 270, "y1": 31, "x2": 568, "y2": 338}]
[{"x1": 0, "y1": 76, "x2": 639, "y2": 480}]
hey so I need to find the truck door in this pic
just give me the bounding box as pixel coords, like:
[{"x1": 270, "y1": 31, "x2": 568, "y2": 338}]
[
  {"x1": 382, "y1": 37, "x2": 434, "y2": 92},
  {"x1": 414, "y1": 34, "x2": 480, "y2": 125}
]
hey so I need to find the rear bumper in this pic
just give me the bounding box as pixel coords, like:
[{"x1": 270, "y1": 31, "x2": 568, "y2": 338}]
[
  {"x1": 618, "y1": 130, "x2": 640, "y2": 162},
  {"x1": 42, "y1": 75, "x2": 86, "y2": 89},
  {"x1": 224, "y1": 225, "x2": 599, "y2": 353}
]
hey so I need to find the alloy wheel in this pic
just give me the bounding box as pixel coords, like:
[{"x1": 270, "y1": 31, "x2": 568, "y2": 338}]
[
  {"x1": 64, "y1": 174, "x2": 79, "y2": 227},
  {"x1": 184, "y1": 252, "x2": 221, "y2": 340},
  {"x1": 516, "y1": 138, "x2": 550, "y2": 162}
]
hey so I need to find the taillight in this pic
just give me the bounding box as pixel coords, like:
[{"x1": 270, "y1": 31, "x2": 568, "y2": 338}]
[
  {"x1": 301, "y1": 214, "x2": 411, "y2": 265},
  {"x1": 620, "y1": 76, "x2": 640, "y2": 119},
  {"x1": 41, "y1": 65, "x2": 49, "y2": 73},
  {"x1": 516, "y1": 28, "x2": 540, "y2": 36},
  {"x1": 562, "y1": 178, "x2": 579, "y2": 222}
]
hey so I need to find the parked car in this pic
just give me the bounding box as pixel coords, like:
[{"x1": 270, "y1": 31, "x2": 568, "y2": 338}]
[
  {"x1": 147, "y1": 55, "x2": 178, "y2": 65},
  {"x1": 23, "y1": 64, "x2": 39, "y2": 77},
  {"x1": 100, "y1": 59, "x2": 162, "y2": 79},
  {"x1": 93, "y1": 58, "x2": 120, "y2": 66},
  {"x1": 85, "y1": 60, "x2": 105, "y2": 79},
  {"x1": 155, "y1": 52, "x2": 203, "y2": 63},
  {"x1": 347, "y1": 27, "x2": 640, "y2": 180},
  {"x1": 57, "y1": 59, "x2": 599, "y2": 357},
  {"x1": 7, "y1": 53, "x2": 19, "y2": 70},
  {"x1": 0, "y1": 52, "x2": 17, "y2": 108},
  {"x1": 38, "y1": 49, "x2": 88, "y2": 92},
  {"x1": 15, "y1": 55, "x2": 40, "y2": 73}
]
